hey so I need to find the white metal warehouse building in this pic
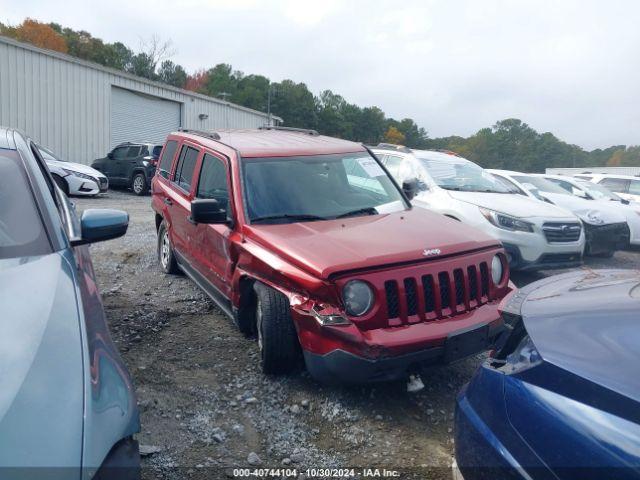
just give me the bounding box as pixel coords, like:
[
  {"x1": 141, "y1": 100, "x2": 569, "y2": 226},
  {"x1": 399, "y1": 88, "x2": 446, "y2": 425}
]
[{"x1": 0, "y1": 36, "x2": 280, "y2": 165}]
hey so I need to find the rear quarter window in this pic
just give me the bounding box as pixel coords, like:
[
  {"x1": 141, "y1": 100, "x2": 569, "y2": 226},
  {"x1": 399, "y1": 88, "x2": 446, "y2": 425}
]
[
  {"x1": 0, "y1": 150, "x2": 51, "y2": 259},
  {"x1": 158, "y1": 140, "x2": 178, "y2": 179},
  {"x1": 173, "y1": 146, "x2": 200, "y2": 192}
]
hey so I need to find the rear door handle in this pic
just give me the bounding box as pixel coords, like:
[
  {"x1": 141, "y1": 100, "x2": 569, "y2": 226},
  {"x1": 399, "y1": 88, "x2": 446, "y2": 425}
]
[{"x1": 163, "y1": 198, "x2": 173, "y2": 206}]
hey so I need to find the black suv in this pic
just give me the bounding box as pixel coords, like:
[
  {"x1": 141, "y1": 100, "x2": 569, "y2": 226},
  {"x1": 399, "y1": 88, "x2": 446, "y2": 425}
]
[{"x1": 92, "y1": 142, "x2": 162, "y2": 195}]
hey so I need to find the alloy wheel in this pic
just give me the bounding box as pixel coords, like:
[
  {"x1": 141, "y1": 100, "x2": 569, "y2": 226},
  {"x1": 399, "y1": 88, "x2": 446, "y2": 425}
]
[
  {"x1": 133, "y1": 175, "x2": 144, "y2": 194},
  {"x1": 160, "y1": 230, "x2": 171, "y2": 269}
]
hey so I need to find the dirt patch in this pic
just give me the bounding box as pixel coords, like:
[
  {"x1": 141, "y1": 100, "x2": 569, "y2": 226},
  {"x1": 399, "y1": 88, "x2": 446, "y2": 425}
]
[{"x1": 74, "y1": 190, "x2": 639, "y2": 479}]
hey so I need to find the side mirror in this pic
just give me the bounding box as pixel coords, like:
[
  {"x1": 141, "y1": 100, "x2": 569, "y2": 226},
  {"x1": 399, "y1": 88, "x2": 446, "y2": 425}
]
[
  {"x1": 143, "y1": 155, "x2": 158, "y2": 166},
  {"x1": 402, "y1": 178, "x2": 419, "y2": 201},
  {"x1": 190, "y1": 199, "x2": 228, "y2": 224},
  {"x1": 573, "y1": 188, "x2": 588, "y2": 199},
  {"x1": 71, "y1": 209, "x2": 128, "y2": 246},
  {"x1": 107, "y1": 152, "x2": 114, "y2": 159}
]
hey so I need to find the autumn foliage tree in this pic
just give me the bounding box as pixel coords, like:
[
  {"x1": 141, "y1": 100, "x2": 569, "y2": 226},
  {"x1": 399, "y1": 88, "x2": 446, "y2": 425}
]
[
  {"x1": 185, "y1": 69, "x2": 209, "y2": 93},
  {"x1": 384, "y1": 126, "x2": 406, "y2": 145},
  {"x1": 7, "y1": 18, "x2": 67, "y2": 53}
]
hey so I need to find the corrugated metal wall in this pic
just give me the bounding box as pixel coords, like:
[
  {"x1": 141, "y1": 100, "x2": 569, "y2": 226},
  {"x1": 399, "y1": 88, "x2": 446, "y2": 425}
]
[{"x1": 0, "y1": 37, "x2": 279, "y2": 165}]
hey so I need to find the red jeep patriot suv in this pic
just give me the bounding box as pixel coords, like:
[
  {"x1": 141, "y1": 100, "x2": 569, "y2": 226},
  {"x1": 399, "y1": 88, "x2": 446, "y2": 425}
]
[{"x1": 151, "y1": 127, "x2": 512, "y2": 383}]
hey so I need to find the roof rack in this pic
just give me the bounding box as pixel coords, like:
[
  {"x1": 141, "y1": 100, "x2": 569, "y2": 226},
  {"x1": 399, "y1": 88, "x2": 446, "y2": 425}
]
[
  {"x1": 429, "y1": 149, "x2": 461, "y2": 157},
  {"x1": 178, "y1": 128, "x2": 221, "y2": 141},
  {"x1": 375, "y1": 143, "x2": 412, "y2": 153},
  {"x1": 258, "y1": 125, "x2": 319, "y2": 136}
]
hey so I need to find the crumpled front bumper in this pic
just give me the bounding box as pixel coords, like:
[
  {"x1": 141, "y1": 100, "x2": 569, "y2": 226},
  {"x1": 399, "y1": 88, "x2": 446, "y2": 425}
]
[{"x1": 303, "y1": 320, "x2": 505, "y2": 384}]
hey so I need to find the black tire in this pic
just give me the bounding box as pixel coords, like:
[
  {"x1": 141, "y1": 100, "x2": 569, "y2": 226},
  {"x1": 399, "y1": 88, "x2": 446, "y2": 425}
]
[
  {"x1": 131, "y1": 173, "x2": 148, "y2": 196},
  {"x1": 254, "y1": 282, "x2": 301, "y2": 374},
  {"x1": 52, "y1": 174, "x2": 69, "y2": 196},
  {"x1": 157, "y1": 221, "x2": 180, "y2": 274}
]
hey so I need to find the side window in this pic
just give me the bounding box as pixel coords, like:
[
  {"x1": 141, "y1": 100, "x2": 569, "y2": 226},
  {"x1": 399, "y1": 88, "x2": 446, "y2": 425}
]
[
  {"x1": 629, "y1": 180, "x2": 640, "y2": 195},
  {"x1": 158, "y1": 141, "x2": 178, "y2": 179},
  {"x1": 197, "y1": 154, "x2": 229, "y2": 211},
  {"x1": 600, "y1": 178, "x2": 629, "y2": 193},
  {"x1": 384, "y1": 155, "x2": 404, "y2": 182},
  {"x1": 548, "y1": 178, "x2": 573, "y2": 193},
  {"x1": 126, "y1": 146, "x2": 142, "y2": 158},
  {"x1": 112, "y1": 147, "x2": 128, "y2": 160},
  {"x1": 173, "y1": 146, "x2": 199, "y2": 192}
]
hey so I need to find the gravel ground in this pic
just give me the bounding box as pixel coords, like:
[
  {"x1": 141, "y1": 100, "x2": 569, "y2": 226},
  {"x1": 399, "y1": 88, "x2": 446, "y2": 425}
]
[{"x1": 74, "y1": 190, "x2": 640, "y2": 480}]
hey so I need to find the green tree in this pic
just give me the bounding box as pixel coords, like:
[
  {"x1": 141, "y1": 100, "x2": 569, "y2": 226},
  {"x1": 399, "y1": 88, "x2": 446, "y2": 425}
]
[{"x1": 158, "y1": 60, "x2": 187, "y2": 88}]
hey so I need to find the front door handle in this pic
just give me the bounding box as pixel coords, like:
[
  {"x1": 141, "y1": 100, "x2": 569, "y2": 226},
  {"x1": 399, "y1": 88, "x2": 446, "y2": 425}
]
[{"x1": 163, "y1": 198, "x2": 173, "y2": 206}]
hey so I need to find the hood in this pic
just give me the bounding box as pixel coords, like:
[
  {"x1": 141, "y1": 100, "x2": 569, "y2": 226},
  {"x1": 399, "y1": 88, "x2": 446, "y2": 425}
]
[
  {"x1": 245, "y1": 208, "x2": 500, "y2": 279},
  {"x1": 447, "y1": 191, "x2": 576, "y2": 219},
  {"x1": 521, "y1": 269, "x2": 640, "y2": 404},
  {"x1": 539, "y1": 192, "x2": 627, "y2": 225},
  {"x1": 47, "y1": 159, "x2": 105, "y2": 178},
  {"x1": 0, "y1": 253, "x2": 84, "y2": 468}
]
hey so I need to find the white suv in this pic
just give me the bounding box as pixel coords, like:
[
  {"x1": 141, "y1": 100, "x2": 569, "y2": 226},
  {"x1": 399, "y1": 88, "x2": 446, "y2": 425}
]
[
  {"x1": 488, "y1": 170, "x2": 631, "y2": 256},
  {"x1": 586, "y1": 174, "x2": 640, "y2": 203},
  {"x1": 371, "y1": 146, "x2": 585, "y2": 271}
]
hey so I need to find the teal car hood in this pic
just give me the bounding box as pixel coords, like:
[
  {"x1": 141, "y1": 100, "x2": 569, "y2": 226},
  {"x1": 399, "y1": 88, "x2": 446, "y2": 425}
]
[{"x1": 0, "y1": 253, "x2": 84, "y2": 471}]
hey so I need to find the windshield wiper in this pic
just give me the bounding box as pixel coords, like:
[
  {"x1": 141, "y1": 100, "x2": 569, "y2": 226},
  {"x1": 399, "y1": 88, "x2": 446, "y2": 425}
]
[
  {"x1": 251, "y1": 213, "x2": 327, "y2": 224},
  {"x1": 335, "y1": 207, "x2": 378, "y2": 219}
]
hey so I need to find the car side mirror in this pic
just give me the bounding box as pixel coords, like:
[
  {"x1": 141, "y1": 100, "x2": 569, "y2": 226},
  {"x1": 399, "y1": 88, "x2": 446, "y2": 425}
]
[
  {"x1": 402, "y1": 178, "x2": 419, "y2": 201},
  {"x1": 190, "y1": 199, "x2": 228, "y2": 224},
  {"x1": 107, "y1": 152, "x2": 114, "y2": 159},
  {"x1": 71, "y1": 209, "x2": 128, "y2": 246},
  {"x1": 573, "y1": 188, "x2": 588, "y2": 199}
]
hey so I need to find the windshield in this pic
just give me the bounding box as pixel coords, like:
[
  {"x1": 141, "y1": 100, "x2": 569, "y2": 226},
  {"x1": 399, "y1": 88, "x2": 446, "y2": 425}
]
[
  {"x1": 0, "y1": 150, "x2": 52, "y2": 259},
  {"x1": 512, "y1": 175, "x2": 570, "y2": 195},
  {"x1": 37, "y1": 145, "x2": 64, "y2": 162},
  {"x1": 576, "y1": 180, "x2": 622, "y2": 201},
  {"x1": 242, "y1": 153, "x2": 408, "y2": 224},
  {"x1": 417, "y1": 157, "x2": 511, "y2": 193}
]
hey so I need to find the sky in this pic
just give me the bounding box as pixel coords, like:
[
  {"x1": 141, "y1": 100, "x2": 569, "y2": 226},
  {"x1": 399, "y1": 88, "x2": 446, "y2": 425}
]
[{"x1": 1, "y1": 0, "x2": 639, "y2": 150}]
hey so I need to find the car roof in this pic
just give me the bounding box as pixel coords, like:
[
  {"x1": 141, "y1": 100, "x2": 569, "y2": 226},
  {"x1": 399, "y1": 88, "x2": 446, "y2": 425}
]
[
  {"x1": 591, "y1": 173, "x2": 639, "y2": 180},
  {"x1": 487, "y1": 168, "x2": 524, "y2": 176},
  {"x1": 174, "y1": 128, "x2": 365, "y2": 158}
]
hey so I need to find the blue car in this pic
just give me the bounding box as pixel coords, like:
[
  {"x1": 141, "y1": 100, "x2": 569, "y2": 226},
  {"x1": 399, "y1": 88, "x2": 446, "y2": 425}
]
[
  {"x1": 455, "y1": 269, "x2": 640, "y2": 480},
  {"x1": 0, "y1": 127, "x2": 140, "y2": 479}
]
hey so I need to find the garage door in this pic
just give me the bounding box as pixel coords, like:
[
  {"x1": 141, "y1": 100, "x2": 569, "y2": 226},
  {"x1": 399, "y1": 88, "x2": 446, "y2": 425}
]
[{"x1": 110, "y1": 87, "x2": 181, "y2": 148}]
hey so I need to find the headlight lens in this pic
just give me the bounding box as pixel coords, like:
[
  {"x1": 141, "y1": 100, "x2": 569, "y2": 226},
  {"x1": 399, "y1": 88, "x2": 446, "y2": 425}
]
[
  {"x1": 62, "y1": 168, "x2": 95, "y2": 182},
  {"x1": 582, "y1": 210, "x2": 605, "y2": 225},
  {"x1": 343, "y1": 280, "x2": 374, "y2": 317},
  {"x1": 479, "y1": 207, "x2": 534, "y2": 233},
  {"x1": 503, "y1": 335, "x2": 542, "y2": 374},
  {"x1": 491, "y1": 255, "x2": 504, "y2": 284}
]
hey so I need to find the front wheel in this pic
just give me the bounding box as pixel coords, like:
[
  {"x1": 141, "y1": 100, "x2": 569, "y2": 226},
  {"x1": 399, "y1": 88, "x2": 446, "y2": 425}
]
[
  {"x1": 132, "y1": 173, "x2": 148, "y2": 196},
  {"x1": 254, "y1": 282, "x2": 301, "y2": 374},
  {"x1": 157, "y1": 221, "x2": 179, "y2": 274}
]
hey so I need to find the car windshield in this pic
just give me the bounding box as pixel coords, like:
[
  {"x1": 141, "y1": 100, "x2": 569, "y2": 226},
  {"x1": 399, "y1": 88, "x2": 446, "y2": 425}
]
[
  {"x1": 512, "y1": 175, "x2": 570, "y2": 195},
  {"x1": 0, "y1": 150, "x2": 52, "y2": 259},
  {"x1": 417, "y1": 157, "x2": 512, "y2": 193},
  {"x1": 576, "y1": 180, "x2": 622, "y2": 201},
  {"x1": 242, "y1": 153, "x2": 408, "y2": 224},
  {"x1": 37, "y1": 145, "x2": 64, "y2": 162}
]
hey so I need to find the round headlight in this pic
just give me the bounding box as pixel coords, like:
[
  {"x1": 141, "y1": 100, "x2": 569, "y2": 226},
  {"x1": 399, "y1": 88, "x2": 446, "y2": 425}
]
[
  {"x1": 343, "y1": 280, "x2": 374, "y2": 317},
  {"x1": 491, "y1": 255, "x2": 504, "y2": 285}
]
